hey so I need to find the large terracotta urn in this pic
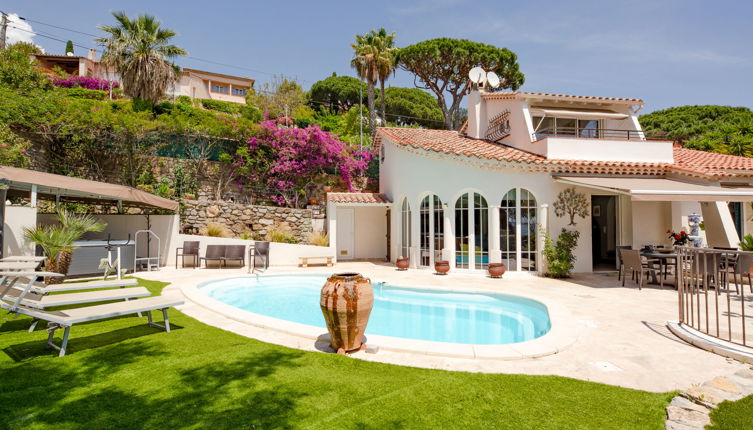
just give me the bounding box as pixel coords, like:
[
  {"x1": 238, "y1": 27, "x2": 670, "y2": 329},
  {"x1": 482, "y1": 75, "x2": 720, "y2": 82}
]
[
  {"x1": 434, "y1": 260, "x2": 450, "y2": 275},
  {"x1": 320, "y1": 273, "x2": 374, "y2": 353},
  {"x1": 488, "y1": 263, "x2": 506, "y2": 278},
  {"x1": 396, "y1": 257, "x2": 410, "y2": 270}
]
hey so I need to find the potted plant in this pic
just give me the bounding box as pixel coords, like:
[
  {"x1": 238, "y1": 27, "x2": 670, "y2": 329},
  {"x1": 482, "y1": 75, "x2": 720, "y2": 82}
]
[
  {"x1": 434, "y1": 260, "x2": 450, "y2": 274},
  {"x1": 320, "y1": 273, "x2": 374, "y2": 354},
  {"x1": 488, "y1": 263, "x2": 506, "y2": 278},
  {"x1": 396, "y1": 256, "x2": 409, "y2": 270},
  {"x1": 667, "y1": 229, "x2": 690, "y2": 247}
]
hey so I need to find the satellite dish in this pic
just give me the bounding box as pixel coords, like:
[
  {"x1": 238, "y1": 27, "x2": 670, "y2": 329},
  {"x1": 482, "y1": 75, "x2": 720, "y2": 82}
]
[
  {"x1": 469, "y1": 67, "x2": 484, "y2": 84},
  {"x1": 486, "y1": 71, "x2": 501, "y2": 89}
]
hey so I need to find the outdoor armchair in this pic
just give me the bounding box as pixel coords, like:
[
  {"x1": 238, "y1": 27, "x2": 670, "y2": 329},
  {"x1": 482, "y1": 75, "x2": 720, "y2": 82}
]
[
  {"x1": 200, "y1": 245, "x2": 226, "y2": 268},
  {"x1": 176, "y1": 241, "x2": 200, "y2": 268},
  {"x1": 249, "y1": 241, "x2": 270, "y2": 273},
  {"x1": 222, "y1": 245, "x2": 246, "y2": 268},
  {"x1": 621, "y1": 250, "x2": 662, "y2": 290}
]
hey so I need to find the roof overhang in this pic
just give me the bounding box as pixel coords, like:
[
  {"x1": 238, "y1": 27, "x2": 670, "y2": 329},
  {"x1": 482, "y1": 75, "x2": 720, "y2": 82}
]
[
  {"x1": 529, "y1": 107, "x2": 629, "y2": 120},
  {"x1": 327, "y1": 193, "x2": 392, "y2": 206},
  {"x1": 0, "y1": 166, "x2": 179, "y2": 211},
  {"x1": 553, "y1": 176, "x2": 753, "y2": 202}
]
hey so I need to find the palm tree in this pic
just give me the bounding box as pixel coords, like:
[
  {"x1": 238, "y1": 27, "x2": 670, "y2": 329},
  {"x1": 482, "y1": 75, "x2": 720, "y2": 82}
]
[
  {"x1": 351, "y1": 32, "x2": 380, "y2": 137},
  {"x1": 374, "y1": 29, "x2": 398, "y2": 125},
  {"x1": 23, "y1": 210, "x2": 106, "y2": 284},
  {"x1": 96, "y1": 12, "x2": 187, "y2": 104}
]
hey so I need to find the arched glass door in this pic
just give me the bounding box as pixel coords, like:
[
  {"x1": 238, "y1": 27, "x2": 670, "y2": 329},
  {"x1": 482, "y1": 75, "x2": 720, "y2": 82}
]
[
  {"x1": 419, "y1": 195, "x2": 444, "y2": 267},
  {"x1": 455, "y1": 192, "x2": 488, "y2": 270},
  {"x1": 499, "y1": 188, "x2": 537, "y2": 271}
]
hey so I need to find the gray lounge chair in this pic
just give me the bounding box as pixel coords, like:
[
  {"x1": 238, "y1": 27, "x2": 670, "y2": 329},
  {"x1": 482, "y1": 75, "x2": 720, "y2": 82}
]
[
  {"x1": 201, "y1": 245, "x2": 225, "y2": 268},
  {"x1": 0, "y1": 271, "x2": 184, "y2": 357},
  {"x1": 222, "y1": 245, "x2": 246, "y2": 268},
  {"x1": 176, "y1": 241, "x2": 200, "y2": 268}
]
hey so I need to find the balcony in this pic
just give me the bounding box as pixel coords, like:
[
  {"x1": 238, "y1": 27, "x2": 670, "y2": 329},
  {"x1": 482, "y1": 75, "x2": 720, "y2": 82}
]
[{"x1": 532, "y1": 126, "x2": 666, "y2": 142}]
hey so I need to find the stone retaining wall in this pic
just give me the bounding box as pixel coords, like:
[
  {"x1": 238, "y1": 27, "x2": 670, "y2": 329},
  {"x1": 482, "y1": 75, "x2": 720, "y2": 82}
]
[{"x1": 181, "y1": 200, "x2": 315, "y2": 242}]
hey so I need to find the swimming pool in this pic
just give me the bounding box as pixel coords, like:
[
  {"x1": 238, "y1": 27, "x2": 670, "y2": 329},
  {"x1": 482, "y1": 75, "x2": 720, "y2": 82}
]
[{"x1": 199, "y1": 274, "x2": 551, "y2": 345}]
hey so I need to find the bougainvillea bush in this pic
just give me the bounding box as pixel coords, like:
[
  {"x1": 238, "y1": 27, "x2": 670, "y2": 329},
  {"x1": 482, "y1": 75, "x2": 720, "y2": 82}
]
[
  {"x1": 234, "y1": 120, "x2": 371, "y2": 207},
  {"x1": 53, "y1": 76, "x2": 119, "y2": 91}
]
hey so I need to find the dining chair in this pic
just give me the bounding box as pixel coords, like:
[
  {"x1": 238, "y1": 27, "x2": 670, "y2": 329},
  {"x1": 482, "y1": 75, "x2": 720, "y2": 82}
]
[
  {"x1": 616, "y1": 245, "x2": 632, "y2": 281},
  {"x1": 622, "y1": 250, "x2": 662, "y2": 290}
]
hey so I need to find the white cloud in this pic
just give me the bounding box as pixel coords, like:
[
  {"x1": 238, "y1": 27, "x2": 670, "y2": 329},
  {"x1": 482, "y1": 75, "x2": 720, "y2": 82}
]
[{"x1": 5, "y1": 13, "x2": 36, "y2": 45}]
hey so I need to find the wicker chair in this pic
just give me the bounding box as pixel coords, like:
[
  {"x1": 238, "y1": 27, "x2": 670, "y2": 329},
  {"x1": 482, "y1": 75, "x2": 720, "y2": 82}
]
[{"x1": 175, "y1": 241, "x2": 200, "y2": 268}]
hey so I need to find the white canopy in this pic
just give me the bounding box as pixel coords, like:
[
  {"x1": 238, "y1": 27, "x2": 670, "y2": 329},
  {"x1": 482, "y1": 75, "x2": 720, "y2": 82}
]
[
  {"x1": 529, "y1": 107, "x2": 629, "y2": 120},
  {"x1": 553, "y1": 176, "x2": 753, "y2": 201}
]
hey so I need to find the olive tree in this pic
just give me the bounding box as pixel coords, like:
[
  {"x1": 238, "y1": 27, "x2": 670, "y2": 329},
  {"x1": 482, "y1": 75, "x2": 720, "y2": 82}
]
[{"x1": 398, "y1": 38, "x2": 524, "y2": 130}]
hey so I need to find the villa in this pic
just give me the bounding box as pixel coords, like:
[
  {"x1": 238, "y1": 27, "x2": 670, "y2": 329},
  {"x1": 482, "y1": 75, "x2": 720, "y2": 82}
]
[
  {"x1": 328, "y1": 89, "x2": 753, "y2": 273},
  {"x1": 170, "y1": 68, "x2": 255, "y2": 104}
]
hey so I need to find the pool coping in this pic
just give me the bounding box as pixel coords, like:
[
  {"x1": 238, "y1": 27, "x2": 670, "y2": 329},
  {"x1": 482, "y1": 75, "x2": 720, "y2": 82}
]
[{"x1": 179, "y1": 273, "x2": 580, "y2": 360}]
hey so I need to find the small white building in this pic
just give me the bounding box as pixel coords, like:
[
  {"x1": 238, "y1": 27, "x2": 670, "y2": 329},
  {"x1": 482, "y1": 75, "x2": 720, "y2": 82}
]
[{"x1": 328, "y1": 90, "x2": 753, "y2": 273}]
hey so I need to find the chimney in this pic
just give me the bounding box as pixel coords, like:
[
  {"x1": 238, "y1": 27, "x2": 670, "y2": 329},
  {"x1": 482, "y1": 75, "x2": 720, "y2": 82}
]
[
  {"x1": 466, "y1": 88, "x2": 486, "y2": 139},
  {"x1": 87, "y1": 48, "x2": 97, "y2": 61}
]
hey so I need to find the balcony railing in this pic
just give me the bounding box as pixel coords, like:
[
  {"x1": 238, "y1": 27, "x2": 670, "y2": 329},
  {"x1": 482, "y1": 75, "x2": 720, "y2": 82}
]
[{"x1": 532, "y1": 126, "x2": 666, "y2": 141}]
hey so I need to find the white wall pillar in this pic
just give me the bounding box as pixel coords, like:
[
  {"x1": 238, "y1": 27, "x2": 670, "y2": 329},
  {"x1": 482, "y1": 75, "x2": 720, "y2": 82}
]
[
  {"x1": 490, "y1": 205, "x2": 501, "y2": 263},
  {"x1": 701, "y1": 201, "x2": 739, "y2": 248},
  {"x1": 410, "y1": 200, "x2": 421, "y2": 268},
  {"x1": 30, "y1": 184, "x2": 37, "y2": 208},
  {"x1": 327, "y1": 202, "x2": 338, "y2": 261},
  {"x1": 443, "y1": 203, "x2": 454, "y2": 269},
  {"x1": 538, "y1": 203, "x2": 549, "y2": 274}
]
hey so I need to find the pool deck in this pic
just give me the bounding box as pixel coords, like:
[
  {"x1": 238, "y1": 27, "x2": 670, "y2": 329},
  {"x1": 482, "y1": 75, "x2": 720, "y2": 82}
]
[{"x1": 137, "y1": 262, "x2": 751, "y2": 393}]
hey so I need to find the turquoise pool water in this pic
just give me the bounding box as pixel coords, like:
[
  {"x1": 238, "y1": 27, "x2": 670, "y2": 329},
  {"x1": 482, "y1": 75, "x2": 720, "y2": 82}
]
[{"x1": 200, "y1": 275, "x2": 551, "y2": 345}]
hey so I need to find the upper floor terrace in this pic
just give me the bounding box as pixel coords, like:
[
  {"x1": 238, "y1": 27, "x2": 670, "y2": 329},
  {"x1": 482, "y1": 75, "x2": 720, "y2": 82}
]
[{"x1": 466, "y1": 90, "x2": 674, "y2": 164}]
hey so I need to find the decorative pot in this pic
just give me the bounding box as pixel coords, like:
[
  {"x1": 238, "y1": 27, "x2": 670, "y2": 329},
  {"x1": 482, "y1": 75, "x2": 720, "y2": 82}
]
[
  {"x1": 323, "y1": 185, "x2": 333, "y2": 192},
  {"x1": 434, "y1": 260, "x2": 450, "y2": 275},
  {"x1": 396, "y1": 257, "x2": 410, "y2": 270},
  {"x1": 309, "y1": 199, "x2": 319, "y2": 205},
  {"x1": 320, "y1": 273, "x2": 374, "y2": 353},
  {"x1": 488, "y1": 263, "x2": 506, "y2": 278}
]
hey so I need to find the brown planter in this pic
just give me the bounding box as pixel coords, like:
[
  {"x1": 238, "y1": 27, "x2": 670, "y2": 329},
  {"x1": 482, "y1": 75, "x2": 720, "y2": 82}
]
[
  {"x1": 488, "y1": 263, "x2": 506, "y2": 278},
  {"x1": 434, "y1": 260, "x2": 450, "y2": 275},
  {"x1": 396, "y1": 257, "x2": 410, "y2": 270},
  {"x1": 320, "y1": 273, "x2": 374, "y2": 353}
]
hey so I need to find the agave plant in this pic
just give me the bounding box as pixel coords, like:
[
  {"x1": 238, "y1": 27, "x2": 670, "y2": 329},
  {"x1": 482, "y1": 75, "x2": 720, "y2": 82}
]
[
  {"x1": 23, "y1": 210, "x2": 106, "y2": 283},
  {"x1": 740, "y1": 234, "x2": 753, "y2": 252}
]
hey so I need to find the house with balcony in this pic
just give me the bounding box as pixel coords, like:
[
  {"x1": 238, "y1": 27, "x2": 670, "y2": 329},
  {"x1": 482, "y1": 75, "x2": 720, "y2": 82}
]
[
  {"x1": 33, "y1": 49, "x2": 117, "y2": 81},
  {"x1": 327, "y1": 88, "x2": 753, "y2": 273},
  {"x1": 172, "y1": 68, "x2": 254, "y2": 104}
]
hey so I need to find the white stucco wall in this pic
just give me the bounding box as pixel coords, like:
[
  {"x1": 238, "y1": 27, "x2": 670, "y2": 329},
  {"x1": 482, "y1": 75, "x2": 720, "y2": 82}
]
[
  {"x1": 631, "y1": 201, "x2": 671, "y2": 248},
  {"x1": 545, "y1": 138, "x2": 673, "y2": 163},
  {"x1": 2, "y1": 205, "x2": 37, "y2": 257}
]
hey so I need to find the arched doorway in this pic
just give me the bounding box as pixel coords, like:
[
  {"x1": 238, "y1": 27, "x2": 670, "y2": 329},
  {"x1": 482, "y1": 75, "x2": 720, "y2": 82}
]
[
  {"x1": 419, "y1": 195, "x2": 444, "y2": 267},
  {"x1": 455, "y1": 192, "x2": 488, "y2": 270}
]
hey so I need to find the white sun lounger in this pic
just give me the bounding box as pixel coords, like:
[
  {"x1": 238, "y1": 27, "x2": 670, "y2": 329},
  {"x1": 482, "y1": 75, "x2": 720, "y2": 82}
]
[
  {"x1": 0, "y1": 262, "x2": 40, "y2": 271},
  {"x1": 0, "y1": 255, "x2": 47, "y2": 263},
  {"x1": 3, "y1": 286, "x2": 151, "y2": 309},
  {"x1": 0, "y1": 295, "x2": 184, "y2": 356}
]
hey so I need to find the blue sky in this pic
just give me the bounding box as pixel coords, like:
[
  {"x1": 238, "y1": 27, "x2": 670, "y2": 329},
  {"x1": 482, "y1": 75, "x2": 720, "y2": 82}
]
[{"x1": 4, "y1": 0, "x2": 752, "y2": 113}]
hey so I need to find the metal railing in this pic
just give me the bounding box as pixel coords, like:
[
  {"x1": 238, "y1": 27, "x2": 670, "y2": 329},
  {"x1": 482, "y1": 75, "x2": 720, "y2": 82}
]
[
  {"x1": 532, "y1": 126, "x2": 667, "y2": 141},
  {"x1": 676, "y1": 247, "x2": 753, "y2": 347}
]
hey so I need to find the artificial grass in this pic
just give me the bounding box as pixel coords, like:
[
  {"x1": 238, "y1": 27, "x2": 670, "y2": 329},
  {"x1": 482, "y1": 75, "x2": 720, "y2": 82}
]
[
  {"x1": 0, "y1": 278, "x2": 674, "y2": 429},
  {"x1": 708, "y1": 394, "x2": 753, "y2": 429}
]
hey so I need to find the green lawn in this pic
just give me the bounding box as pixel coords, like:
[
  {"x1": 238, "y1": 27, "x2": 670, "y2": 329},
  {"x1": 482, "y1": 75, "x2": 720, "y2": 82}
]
[
  {"x1": 708, "y1": 394, "x2": 753, "y2": 429},
  {"x1": 0, "y1": 278, "x2": 674, "y2": 429}
]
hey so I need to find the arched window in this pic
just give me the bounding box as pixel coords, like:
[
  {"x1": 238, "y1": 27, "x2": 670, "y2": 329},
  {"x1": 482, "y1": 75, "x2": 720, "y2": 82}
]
[
  {"x1": 419, "y1": 195, "x2": 444, "y2": 267},
  {"x1": 499, "y1": 188, "x2": 537, "y2": 271},
  {"x1": 455, "y1": 192, "x2": 488, "y2": 270},
  {"x1": 400, "y1": 198, "x2": 411, "y2": 259}
]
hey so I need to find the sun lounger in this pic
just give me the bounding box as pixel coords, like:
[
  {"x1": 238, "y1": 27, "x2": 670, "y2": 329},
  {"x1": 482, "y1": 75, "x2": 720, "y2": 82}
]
[
  {"x1": 3, "y1": 285, "x2": 151, "y2": 309},
  {"x1": 0, "y1": 295, "x2": 184, "y2": 356},
  {"x1": 0, "y1": 255, "x2": 47, "y2": 263},
  {"x1": 0, "y1": 262, "x2": 40, "y2": 271},
  {"x1": 30, "y1": 278, "x2": 139, "y2": 294}
]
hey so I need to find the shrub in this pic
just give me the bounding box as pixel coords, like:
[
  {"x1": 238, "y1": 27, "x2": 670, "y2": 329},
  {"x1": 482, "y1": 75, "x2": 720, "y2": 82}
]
[
  {"x1": 200, "y1": 99, "x2": 241, "y2": 114},
  {"x1": 543, "y1": 228, "x2": 580, "y2": 278},
  {"x1": 740, "y1": 234, "x2": 753, "y2": 252},
  {"x1": 265, "y1": 225, "x2": 298, "y2": 244},
  {"x1": 238, "y1": 231, "x2": 252, "y2": 240},
  {"x1": 239, "y1": 105, "x2": 263, "y2": 122},
  {"x1": 52, "y1": 76, "x2": 119, "y2": 91},
  {"x1": 58, "y1": 87, "x2": 108, "y2": 100},
  {"x1": 0, "y1": 123, "x2": 32, "y2": 168},
  {"x1": 176, "y1": 95, "x2": 192, "y2": 106},
  {"x1": 203, "y1": 222, "x2": 230, "y2": 238},
  {"x1": 308, "y1": 231, "x2": 329, "y2": 247}
]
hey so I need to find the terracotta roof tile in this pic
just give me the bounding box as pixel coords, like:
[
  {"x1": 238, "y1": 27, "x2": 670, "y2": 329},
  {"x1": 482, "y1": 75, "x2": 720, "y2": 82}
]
[
  {"x1": 327, "y1": 192, "x2": 392, "y2": 204},
  {"x1": 376, "y1": 127, "x2": 753, "y2": 180}
]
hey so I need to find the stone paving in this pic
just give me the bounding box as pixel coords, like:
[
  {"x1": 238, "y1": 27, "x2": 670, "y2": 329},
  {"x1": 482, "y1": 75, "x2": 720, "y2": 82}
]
[
  {"x1": 665, "y1": 367, "x2": 753, "y2": 429},
  {"x1": 137, "y1": 261, "x2": 753, "y2": 393}
]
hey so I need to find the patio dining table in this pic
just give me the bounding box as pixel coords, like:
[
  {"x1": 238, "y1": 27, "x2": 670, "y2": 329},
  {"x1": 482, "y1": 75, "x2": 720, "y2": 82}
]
[{"x1": 641, "y1": 251, "x2": 677, "y2": 287}]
